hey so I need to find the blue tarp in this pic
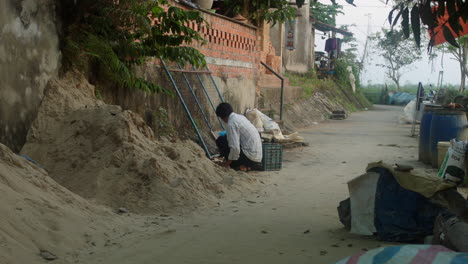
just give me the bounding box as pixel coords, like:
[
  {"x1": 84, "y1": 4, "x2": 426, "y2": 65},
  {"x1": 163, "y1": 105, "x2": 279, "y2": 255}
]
[
  {"x1": 389, "y1": 92, "x2": 416, "y2": 105},
  {"x1": 369, "y1": 167, "x2": 444, "y2": 242}
]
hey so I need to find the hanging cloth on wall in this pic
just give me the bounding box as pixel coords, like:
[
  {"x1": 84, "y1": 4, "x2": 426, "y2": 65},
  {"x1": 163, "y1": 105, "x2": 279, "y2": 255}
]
[{"x1": 325, "y1": 38, "x2": 342, "y2": 53}]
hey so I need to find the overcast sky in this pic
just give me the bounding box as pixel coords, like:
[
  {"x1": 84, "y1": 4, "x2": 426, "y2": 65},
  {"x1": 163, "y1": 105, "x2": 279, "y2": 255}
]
[{"x1": 314, "y1": 0, "x2": 462, "y2": 87}]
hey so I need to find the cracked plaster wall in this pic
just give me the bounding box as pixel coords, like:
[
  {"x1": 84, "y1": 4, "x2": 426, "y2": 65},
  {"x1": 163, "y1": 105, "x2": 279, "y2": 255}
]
[{"x1": 0, "y1": 0, "x2": 60, "y2": 152}]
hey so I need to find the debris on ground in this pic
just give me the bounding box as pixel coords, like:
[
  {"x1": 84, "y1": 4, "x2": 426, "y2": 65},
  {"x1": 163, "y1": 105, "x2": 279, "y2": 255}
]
[
  {"x1": 433, "y1": 212, "x2": 468, "y2": 252},
  {"x1": 117, "y1": 207, "x2": 130, "y2": 214},
  {"x1": 161, "y1": 229, "x2": 177, "y2": 234},
  {"x1": 245, "y1": 108, "x2": 306, "y2": 147},
  {"x1": 39, "y1": 250, "x2": 57, "y2": 261},
  {"x1": 399, "y1": 100, "x2": 419, "y2": 124},
  {"x1": 329, "y1": 110, "x2": 348, "y2": 120},
  {"x1": 20, "y1": 71, "x2": 254, "y2": 214}
]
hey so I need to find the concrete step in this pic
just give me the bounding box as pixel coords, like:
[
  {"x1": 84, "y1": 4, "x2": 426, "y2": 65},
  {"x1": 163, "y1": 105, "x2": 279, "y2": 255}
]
[{"x1": 258, "y1": 74, "x2": 290, "y2": 87}]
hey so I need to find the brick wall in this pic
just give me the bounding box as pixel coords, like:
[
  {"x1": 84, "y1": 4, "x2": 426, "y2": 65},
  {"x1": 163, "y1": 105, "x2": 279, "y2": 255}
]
[{"x1": 186, "y1": 8, "x2": 260, "y2": 80}]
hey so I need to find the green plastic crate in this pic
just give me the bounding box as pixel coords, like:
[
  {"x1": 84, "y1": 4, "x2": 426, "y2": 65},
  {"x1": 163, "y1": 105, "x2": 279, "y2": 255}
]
[{"x1": 262, "y1": 143, "x2": 283, "y2": 171}]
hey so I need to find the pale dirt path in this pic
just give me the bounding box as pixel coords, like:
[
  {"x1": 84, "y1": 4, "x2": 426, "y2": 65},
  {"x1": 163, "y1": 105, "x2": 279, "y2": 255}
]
[{"x1": 76, "y1": 105, "x2": 419, "y2": 264}]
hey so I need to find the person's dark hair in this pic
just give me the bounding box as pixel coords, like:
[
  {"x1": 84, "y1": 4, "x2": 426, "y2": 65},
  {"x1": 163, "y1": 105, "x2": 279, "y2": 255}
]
[{"x1": 216, "y1": 103, "x2": 233, "y2": 119}]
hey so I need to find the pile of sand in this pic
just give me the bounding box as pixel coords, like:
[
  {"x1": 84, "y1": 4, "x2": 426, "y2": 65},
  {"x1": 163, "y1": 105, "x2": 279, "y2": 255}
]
[
  {"x1": 21, "y1": 71, "x2": 253, "y2": 213},
  {"x1": 0, "y1": 143, "x2": 113, "y2": 263}
]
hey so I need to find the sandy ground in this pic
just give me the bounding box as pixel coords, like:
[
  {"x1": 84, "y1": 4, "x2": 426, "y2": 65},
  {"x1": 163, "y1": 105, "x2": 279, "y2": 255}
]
[{"x1": 74, "y1": 105, "x2": 422, "y2": 264}]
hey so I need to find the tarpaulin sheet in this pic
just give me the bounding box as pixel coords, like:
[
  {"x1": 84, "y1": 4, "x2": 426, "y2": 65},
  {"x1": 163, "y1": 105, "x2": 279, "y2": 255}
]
[
  {"x1": 366, "y1": 161, "x2": 455, "y2": 198},
  {"x1": 369, "y1": 167, "x2": 443, "y2": 242},
  {"x1": 335, "y1": 245, "x2": 468, "y2": 264},
  {"x1": 348, "y1": 172, "x2": 379, "y2": 235},
  {"x1": 389, "y1": 92, "x2": 416, "y2": 106},
  {"x1": 344, "y1": 162, "x2": 454, "y2": 240}
]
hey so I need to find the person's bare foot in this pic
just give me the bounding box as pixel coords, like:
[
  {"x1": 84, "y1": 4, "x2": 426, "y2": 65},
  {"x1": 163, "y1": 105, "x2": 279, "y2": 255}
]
[{"x1": 239, "y1": 165, "x2": 250, "y2": 172}]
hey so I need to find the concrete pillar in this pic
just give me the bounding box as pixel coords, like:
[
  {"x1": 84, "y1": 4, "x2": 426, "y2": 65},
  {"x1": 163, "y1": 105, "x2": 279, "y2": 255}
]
[{"x1": 282, "y1": 6, "x2": 312, "y2": 74}]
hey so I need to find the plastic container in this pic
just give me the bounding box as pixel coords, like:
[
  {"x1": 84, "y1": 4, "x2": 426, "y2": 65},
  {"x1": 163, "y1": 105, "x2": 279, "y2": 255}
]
[
  {"x1": 262, "y1": 143, "x2": 282, "y2": 171},
  {"x1": 429, "y1": 109, "x2": 467, "y2": 168},
  {"x1": 419, "y1": 107, "x2": 436, "y2": 163}
]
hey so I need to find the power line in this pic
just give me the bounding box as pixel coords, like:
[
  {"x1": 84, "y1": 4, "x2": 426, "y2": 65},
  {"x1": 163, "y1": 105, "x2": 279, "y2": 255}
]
[
  {"x1": 353, "y1": 5, "x2": 391, "y2": 8},
  {"x1": 336, "y1": 24, "x2": 389, "y2": 28}
]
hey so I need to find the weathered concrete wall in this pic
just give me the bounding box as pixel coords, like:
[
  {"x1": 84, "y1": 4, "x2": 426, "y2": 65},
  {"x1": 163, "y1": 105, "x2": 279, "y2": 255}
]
[
  {"x1": 215, "y1": 76, "x2": 256, "y2": 114},
  {"x1": 271, "y1": 7, "x2": 314, "y2": 74},
  {"x1": 0, "y1": 0, "x2": 60, "y2": 152},
  {"x1": 258, "y1": 86, "x2": 304, "y2": 110},
  {"x1": 270, "y1": 23, "x2": 283, "y2": 58}
]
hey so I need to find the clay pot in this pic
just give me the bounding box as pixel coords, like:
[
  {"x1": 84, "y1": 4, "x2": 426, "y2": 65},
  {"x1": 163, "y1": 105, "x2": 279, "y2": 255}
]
[
  {"x1": 193, "y1": 0, "x2": 214, "y2": 10},
  {"x1": 233, "y1": 14, "x2": 248, "y2": 23}
]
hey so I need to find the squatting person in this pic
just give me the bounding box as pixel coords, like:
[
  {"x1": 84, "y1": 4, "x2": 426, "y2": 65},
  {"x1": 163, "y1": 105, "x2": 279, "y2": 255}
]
[{"x1": 215, "y1": 102, "x2": 262, "y2": 171}]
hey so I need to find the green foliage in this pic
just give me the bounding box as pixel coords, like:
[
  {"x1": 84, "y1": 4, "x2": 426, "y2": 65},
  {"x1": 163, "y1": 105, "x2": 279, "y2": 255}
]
[
  {"x1": 310, "y1": 1, "x2": 343, "y2": 25},
  {"x1": 63, "y1": 0, "x2": 207, "y2": 94},
  {"x1": 438, "y1": 88, "x2": 461, "y2": 104},
  {"x1": 335, "y1": 59, "x2": 360, "y2": 89},
  {"x1": 434, "y1": 36, "x2": 468, "y2": 92},
  {"x1": 95, "y1": 86, "x2": 103, "y2": 100},
  {"x1": 223, "y1": 0, "x2": 295, "y2": 26},
  {"x1": 329, "y1": 24, "x2": 363, "y2": 92},
  {"x1": 363, "y1": 83, "x2": 416, "y2": 94},
  {"x1": 286, "y1": 73, "x2": 324, "y2": 98},
  {"x1": 286, "y1": 72, "x2": 371, "y2": 110},
  {"x1": 370, "y1": 29, "x2": 422, "y2": 90}
]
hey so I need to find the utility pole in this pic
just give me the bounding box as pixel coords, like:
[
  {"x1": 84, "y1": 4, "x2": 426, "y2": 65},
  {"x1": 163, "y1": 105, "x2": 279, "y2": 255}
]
[
  {"x1": 360, "y1": 13, "x2": 372, "y2": 84},
  {"x1": 331, "y1": 5, "x2": 336, "y2": 39},
  {"x1": 437, "y1": 70, "x2": 444, "y2": 90},
  {"x1": 360, "y1": 13, "x2": 372, "y2": 66}
]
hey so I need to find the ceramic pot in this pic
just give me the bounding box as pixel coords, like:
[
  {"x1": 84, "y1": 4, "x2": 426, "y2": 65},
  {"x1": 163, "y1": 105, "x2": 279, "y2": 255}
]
[{"x1": 193, "y1": 0, "x2": 214, "y2": 10}]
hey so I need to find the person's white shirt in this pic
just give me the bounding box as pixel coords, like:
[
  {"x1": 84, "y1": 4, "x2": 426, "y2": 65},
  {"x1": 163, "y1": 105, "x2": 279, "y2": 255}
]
[{"x1": 226, "y1": 113, "x2": 263, "y2": 162}]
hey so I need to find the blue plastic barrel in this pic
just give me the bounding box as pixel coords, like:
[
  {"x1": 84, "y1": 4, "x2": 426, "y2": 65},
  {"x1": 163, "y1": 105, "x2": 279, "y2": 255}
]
[
  {"x1": 429, "y1": 109, "x2": 467, "y2": 167},
  {"x1": 418, "y1": 108, "x2": 436, "y2": 164}
]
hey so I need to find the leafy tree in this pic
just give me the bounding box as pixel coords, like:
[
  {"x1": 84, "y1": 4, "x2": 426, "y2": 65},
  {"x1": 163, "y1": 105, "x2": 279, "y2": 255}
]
[
  {"x1": 310, "y1": 1, "x2": 343, "y2": 25},
  {"x1": 223, "y1": 0, "x2": 296, "y2": 26},
  {"x1": 432, "y1": 35, "x2": 467, "y2": 92},
  {"x1": 62, "y1": 0, "x2": 207, "y2": 94},
  {"x1": 447, "y1": 36, "x2": 468, "y2": 92},
  {"x1": 370, "y1": 29, "x2": 422, "y2": 90}
]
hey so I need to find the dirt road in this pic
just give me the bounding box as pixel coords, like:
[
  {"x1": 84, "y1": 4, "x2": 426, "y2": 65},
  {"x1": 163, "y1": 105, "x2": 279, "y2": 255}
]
[{"x1": 77, "y1": 105, "x2": 418, "y2": 264}]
